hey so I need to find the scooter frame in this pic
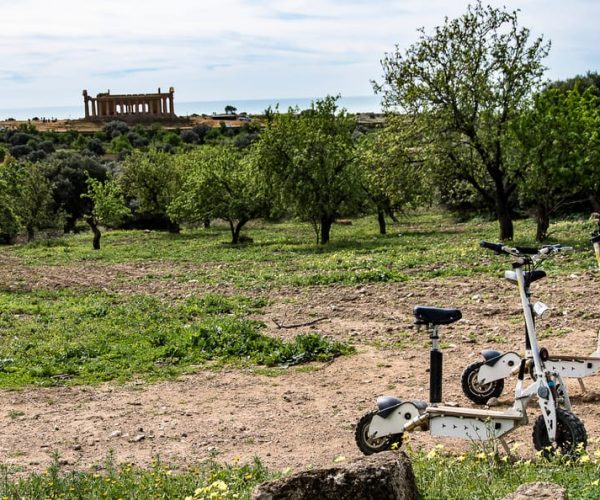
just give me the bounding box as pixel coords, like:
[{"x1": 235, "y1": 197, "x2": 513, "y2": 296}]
[
  {"x1": 465, "y1": 242, "x2": 600, "y2": 404},
  {"x1": 357, "y1": 248, "x2": 586, "y2": 455}
]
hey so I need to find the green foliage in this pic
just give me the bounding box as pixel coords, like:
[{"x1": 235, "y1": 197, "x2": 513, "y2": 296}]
[
  {"x1": 0, "y1": 159, "x2": 55, "y2": 240},
  {"x1": 514, "y1": 86, "x2": 600, "y2": 240},
  {"x1": 120, "y1": 149, "x2": 183, "y2": 228},
  {"x1": 410, "y1": 445, "x2": 600, "y2": 498},
  {"x1": 355, "y1": 117, "x2": 431, "y2": 233},
  {"x1": 0, "y1": 178, "x2": 21, "y2": 243},
  {"x1": 254, "y1": 95, "x2": 363, "y2": 244},
  {"x1": 0, "y1": 290, "x2": 351, "y2": 388},
  {"x1": 169, "y1": 145, "x2": 270, "y2": 243},
  {"x1": 376, "y1": 1, "x2": 550, "y2": 240},
  {"x1": 83, "y1": 176, "x2": 131, "y2": 228},
  {"x1": 0, "y1": 454, "x2": 273, "y2": 499},
  {"x1": 42, "y1": 151, "x2": 107, "y2": 232}
]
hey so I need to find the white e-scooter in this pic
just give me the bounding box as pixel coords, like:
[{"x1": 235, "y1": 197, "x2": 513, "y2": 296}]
[
  {"x1": 461, "y1": 241, "x2": 600, "y2": 405},
  {"x1": 355, "y1": 247, "x2": 587, "y2": 457}
]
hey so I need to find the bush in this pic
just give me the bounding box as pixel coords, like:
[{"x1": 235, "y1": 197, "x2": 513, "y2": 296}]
[{"x1": 8, "y1": 144, "x2": 33, "y2": 159}]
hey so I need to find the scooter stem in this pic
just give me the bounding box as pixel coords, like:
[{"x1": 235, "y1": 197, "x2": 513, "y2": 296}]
[{"x1": 430, "y1": 325, "x2": 443, "y2": 403}]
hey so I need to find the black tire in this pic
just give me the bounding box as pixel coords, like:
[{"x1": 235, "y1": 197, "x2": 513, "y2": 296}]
[
  {"x1": 355, "y1": 410, "x2": 403, "y2": 455},
  {"x1": 461, "y1": 361, "x2": 505, "y2": 405},
  {"x1": 532, "y1": 408, "x2": 587, "y2": 458}
]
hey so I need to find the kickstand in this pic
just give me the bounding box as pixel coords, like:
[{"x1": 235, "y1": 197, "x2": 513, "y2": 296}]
[
  {"x1": 578, "y1": 378, "x2": 587, "y2": 393},
  {"x1": 499, "y1": 438, "x2": 511, "y2": 459}
]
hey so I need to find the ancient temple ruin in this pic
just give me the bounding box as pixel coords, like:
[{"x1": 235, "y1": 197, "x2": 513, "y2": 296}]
[{"x1": 82, "y1": 87, "x2": 175, "y2": 120}]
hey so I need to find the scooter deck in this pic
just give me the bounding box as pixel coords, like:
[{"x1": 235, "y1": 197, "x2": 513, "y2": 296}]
[{"x1": 426, "y1": 405, "x2": 522, "y2": 420}]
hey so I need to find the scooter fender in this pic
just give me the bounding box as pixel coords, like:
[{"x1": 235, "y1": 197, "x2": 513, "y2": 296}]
[
  {"x1": 369, "y1": 401, "x2": 425, "y2": 439},
  {"x1": 477, "y1": 351, "x2": 522, "y2": 385}
]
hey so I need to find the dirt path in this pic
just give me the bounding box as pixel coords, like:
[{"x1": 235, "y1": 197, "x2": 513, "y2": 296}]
[{"x1": 1, "y1": 262, "x2": 600, "y2": 474}]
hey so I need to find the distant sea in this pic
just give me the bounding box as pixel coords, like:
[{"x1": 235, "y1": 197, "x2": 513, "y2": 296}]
[{"x1": 0, "y1": 95, "x2": 382, "y2": 121}]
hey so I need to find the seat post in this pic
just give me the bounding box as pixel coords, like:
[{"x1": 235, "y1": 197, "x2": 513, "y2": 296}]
[{"x1": 429, "y1": 324, "x2": 443, "y2": 404}]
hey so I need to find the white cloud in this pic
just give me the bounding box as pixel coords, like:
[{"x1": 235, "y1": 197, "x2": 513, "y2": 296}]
[{"x1": 0, "y1": 0, "x2": 598, "y2": 109}]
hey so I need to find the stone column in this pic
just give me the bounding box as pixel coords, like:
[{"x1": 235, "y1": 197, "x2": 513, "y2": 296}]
[{"x1": 169, "y1": 94, "x2": 174, "y2": 115}]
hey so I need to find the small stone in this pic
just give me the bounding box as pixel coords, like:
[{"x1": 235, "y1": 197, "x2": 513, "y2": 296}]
[
  {"x1": 72, "y1": 444, "x2": 82, "y2": 451},
  {"x1": 131, "y1": 434, "x2": 145, "y2": 443},
  {"x1": 110, "y1": 430, "x2": 122, "y2": 438},
  {"x1": 486, "y1": 397, "x2": 500, "y2": 407}
]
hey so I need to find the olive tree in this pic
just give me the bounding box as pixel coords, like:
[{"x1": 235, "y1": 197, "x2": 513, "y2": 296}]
[
  {"x1": 355, "y1": 116, "x2": 430, "y2": 234},
  {"x1": 120, "y1": 149, "x2": 184, "y2": 232},
  {"x1": 0, "y1": 159, "x2": 54, "y2": 241},
  {"x1": 81, "y1": 176, "x2": 131, "y2": 250},
  {"x1": 168, "y1": 146, "x2": 269, "y2": 244},
  {"x1": 514, "y1": 86, "x2": 600, "y2": 241},
  {"x1": 376, "y1": 1, "x2": 550, "y2": 240},
  {"x1": 253, "y1": 96, "x2": 362, "y2": 244}
]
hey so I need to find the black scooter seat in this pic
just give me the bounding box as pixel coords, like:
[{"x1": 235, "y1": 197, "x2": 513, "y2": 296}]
[{"x1": 413, "y1": 305, "x2": 462, "y2": 325}]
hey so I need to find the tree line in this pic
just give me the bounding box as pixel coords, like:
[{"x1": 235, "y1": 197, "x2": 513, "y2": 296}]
[{"x1": 2, "y1": 1, "x2": 600, "y2": 247}]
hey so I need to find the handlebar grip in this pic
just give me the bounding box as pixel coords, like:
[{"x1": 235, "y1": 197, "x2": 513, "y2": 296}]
[
  {"x1": 480, "y1": 241, "x2": 505, "y2": 254},
  {"x1": 513, "y1": 246, "x2": 539, "y2": 255}
]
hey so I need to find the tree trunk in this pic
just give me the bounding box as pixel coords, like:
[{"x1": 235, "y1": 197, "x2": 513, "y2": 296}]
[
  {"x1": 589, "y1": 193, "x2": 600, "y2": 213},
  {"x1": 26, "y1": 225, "x2": 35, "y2": 242},
  {"x1": 493, "y1": 182, "x2": 514, "y2": 241},
  {"x1": 377, "y1": 209, "x2": 386, "y2": 235},
  {"x1": 167, "y1": 220, "x2": 180, "y2": 234},
  {"x1": 203, "y1": 218, "x2": 211, "y2": 228},
  {"x1": 86, "y1": 217, "x2": 101, "y2": 250},
  {"x1": 229, "y1": 219, "x2": 248, "y2": 244},
  {"x1": 534, "y1": 204, "x2": 550, "y2": 242},
  {"x1": 320, "y1": 214, "x2": 334, "y2": 244}
]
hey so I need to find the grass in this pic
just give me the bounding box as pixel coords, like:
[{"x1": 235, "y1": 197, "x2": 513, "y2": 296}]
[
  {"x1": 4, "y1": 210, "x2": 598, "y2": 289},
  {"x1": 1, "y1": 446, "x2": 600, "y2": 499},
  {"x1": 0, "y1": 289, "x2": 352, "y2": 389}
]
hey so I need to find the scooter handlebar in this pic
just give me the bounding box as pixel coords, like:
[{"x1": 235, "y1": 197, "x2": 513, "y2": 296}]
[{"x1": 480, "y1": 241, "x2": 538, "y2": 256}]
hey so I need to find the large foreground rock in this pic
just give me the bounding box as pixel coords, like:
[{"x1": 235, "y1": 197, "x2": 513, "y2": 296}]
[
  {"x1": 504, "y1": 482, "x2": 566, "y2": 500},
  {"x1": 252, "y1": 451, "x2": 417, "y2": 500}
]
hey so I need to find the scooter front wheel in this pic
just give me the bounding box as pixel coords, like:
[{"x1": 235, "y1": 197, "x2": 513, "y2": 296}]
[
  {"x1": 461, "y1": 361, "x2": 505, "y2": 405},
  {"x1": 532, "y1": 408, "x2": 587, "y2": 458},
  {"x1": 355, "y1": 410, "x2": 403, "y2": 455}
]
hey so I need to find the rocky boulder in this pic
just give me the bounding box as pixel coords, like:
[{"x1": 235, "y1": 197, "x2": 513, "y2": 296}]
[
  {"x1": 252, "y1": 451, "x2": 417, "y2": 500},
  {"x1": 504, "y1": 481, "x2": 566, "y2": 500}
]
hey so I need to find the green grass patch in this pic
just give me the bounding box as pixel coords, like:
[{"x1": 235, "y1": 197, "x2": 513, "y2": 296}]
[
  {"x1": 0, "y1": 454, "x2": 274, "y2": 500},
  {"x1": 0, "y1": 289, "x2": 352, "y2": 389},
  {"x1": 4, "y1": 210, "x2": 598, "y2": 289},
  {"x1": 2, "y1": 446, "x2": 600, "y2": 499},
  {"x1": 410, "y1": 445, "x2": 600, "y2": 498}
]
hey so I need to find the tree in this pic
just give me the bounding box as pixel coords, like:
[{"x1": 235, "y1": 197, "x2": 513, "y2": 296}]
[
  {"x1": 0, "y1": 178, "x2": 21, "y2": 243},
  {"x1": 376, "y1": 1, "x2": 550, "y2": 240},
  {"x1": 514, "y1": 86, "x2": 600, "y2": 240},
  {"x1": 169, "y1": 146, "x2": 270, "y2": 244},
  {"x1": 81, "y1": 176, "x2": 131, "y2": 249},
  {"x1": 42, "y1": 151, "x2": 107, "y2": 232},
  {"x1": 120, "y1": 149, "x2": 183, "y2": 232},
  {"x1": 224, "y1": 105, "x2": 237, "y2": 115},
  {"x1": 0, "y1": 159, "x2": 54, "y2": 241},
  {"x1": 355, "y1": 116, "x2": 430, "y2": 234},
  {"x1": 253, "y1": 96, "x2": 362, "y2": 244}
]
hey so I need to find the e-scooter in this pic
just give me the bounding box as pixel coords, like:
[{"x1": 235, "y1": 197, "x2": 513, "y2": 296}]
[
  {"x1": 355, "y1": 247, "x2": 587, "y2": 457},
  {"x1": 462, "y1": 242, "x2": 600, "y2": 405}
]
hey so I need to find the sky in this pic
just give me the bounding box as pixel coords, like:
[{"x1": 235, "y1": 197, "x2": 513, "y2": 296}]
[{"x1": 1, "y1": 0, "x2": 599, "y2": 110}]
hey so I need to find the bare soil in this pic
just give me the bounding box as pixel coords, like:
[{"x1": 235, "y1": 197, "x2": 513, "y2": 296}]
[{"x1": 1, "y1": 260, "x2": 600, "y2": 474}]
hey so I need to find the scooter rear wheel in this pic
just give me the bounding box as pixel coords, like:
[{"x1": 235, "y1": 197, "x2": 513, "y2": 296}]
[
  {"x1": 461, "y1": 361, "x2": 504, "y2": 405},
  {"x1": 532, "y1": 408, "x2": 587, "y2": 458},
  {"x1": 355, "y1": 410, "x2": 403, "y2": 455}
]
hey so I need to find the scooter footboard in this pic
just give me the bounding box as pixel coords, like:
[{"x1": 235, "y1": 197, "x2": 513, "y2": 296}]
[
  {"x1": 369, "y1": 401, "x2": 426, "y2": 439},
  {"x1": 546, "y1": 357, "x2": 600, "y2": 379},
  {"x1": 429, "y1": 415, "x2": 517, "y2": 440},
  {"x1": 478, "y1": 352, "x2": 521, "y2": 384}
]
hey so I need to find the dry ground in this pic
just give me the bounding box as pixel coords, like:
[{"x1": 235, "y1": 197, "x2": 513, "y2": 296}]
[{"x1": 1, "y1": 260, "x2": 600, "y2": 474}]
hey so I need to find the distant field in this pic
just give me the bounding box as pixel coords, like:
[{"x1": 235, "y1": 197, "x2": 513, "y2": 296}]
[{"x1": 0, "y1": 210, "x2": 597, "y2": 389}]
